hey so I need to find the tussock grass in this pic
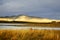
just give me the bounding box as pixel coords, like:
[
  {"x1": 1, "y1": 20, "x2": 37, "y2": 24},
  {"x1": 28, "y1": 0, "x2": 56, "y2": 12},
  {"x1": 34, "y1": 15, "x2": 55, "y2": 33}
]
[{"x1": 0, "y1": 29, "x2": 60, "y2": 40}]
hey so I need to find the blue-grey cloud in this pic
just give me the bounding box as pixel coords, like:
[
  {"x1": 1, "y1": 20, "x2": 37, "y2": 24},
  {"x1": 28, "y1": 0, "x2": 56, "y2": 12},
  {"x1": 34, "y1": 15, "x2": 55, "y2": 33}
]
[
  {"x1": 0, "y1": 0, "x2": 60, "y2": 19},
  {"x1": 0, "y1": 0, "x2": 3, "y2": 5}
]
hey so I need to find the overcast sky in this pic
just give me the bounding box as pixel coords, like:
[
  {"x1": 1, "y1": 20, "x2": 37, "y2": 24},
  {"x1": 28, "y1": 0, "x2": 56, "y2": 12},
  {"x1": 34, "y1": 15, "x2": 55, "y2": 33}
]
[{"x1": 0, "y1": 0, "x2": 60, "y2": 19}]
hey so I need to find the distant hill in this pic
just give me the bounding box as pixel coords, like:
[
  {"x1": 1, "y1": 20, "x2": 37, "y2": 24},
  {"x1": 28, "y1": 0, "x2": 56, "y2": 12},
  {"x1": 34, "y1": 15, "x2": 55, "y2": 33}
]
[
  {"x1": 0, "y1": 14, "x2": 60, "y2": 22},
  {"x1": 0, "y1": 15, "x2": 60, "y2": 27}
]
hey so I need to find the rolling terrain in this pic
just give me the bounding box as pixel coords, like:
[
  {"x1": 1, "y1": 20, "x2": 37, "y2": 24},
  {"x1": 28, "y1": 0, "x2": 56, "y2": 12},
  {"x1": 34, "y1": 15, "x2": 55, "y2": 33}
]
[{"x1": 0, "y1": 15, "x2": 60, "y2": 27}]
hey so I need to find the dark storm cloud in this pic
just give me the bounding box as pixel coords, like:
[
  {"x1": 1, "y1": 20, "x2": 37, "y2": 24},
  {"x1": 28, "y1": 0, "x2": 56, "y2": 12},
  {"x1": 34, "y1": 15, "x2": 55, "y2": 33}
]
[{"x1": 0, "y1": 0, "x2": 60, "y2": 19}]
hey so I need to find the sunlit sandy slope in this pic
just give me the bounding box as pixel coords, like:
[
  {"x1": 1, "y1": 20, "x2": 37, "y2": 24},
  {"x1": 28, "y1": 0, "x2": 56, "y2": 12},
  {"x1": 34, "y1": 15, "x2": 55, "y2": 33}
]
[
  {"x1": 0, "y1": 29, "x2": 60, "y2": 40},
  {"x1": 0, "y1": 15, "x2": 60, "y2": 23},
  {"x1": 15, "y1": 15, "x2": 60, "y2": 23},
  {"x1": 0, "y1": 18, "x2": 13, "y2": 21}
]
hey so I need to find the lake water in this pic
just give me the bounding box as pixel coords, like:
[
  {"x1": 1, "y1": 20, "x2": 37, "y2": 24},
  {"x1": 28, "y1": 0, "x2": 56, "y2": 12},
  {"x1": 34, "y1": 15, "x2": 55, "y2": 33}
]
[{"x1": 0, "y1": 23, "x2": 60, "y2": 30}]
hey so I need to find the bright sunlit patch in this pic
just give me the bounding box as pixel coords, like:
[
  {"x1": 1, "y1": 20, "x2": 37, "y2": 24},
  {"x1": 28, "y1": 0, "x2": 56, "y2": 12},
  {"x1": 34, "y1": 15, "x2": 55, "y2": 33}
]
[{"x1": 0, "y1": 26, "x2": 60, "y2": 30}]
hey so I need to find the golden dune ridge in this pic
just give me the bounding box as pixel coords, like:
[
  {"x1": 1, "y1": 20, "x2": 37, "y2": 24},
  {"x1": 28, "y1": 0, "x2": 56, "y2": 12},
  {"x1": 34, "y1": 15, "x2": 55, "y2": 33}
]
[
  {"x1": 0, "y1": 15, "x2": 60, "y2": 27},
  {"x1": 0, "y1": 15, "x2": 60, "y2": 23}
]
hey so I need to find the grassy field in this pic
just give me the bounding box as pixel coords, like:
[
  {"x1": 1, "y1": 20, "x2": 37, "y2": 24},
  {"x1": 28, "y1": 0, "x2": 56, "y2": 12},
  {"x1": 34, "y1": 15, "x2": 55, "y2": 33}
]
[{"x1": 0, "y1": 29, "x2": 60, "y2": 40}]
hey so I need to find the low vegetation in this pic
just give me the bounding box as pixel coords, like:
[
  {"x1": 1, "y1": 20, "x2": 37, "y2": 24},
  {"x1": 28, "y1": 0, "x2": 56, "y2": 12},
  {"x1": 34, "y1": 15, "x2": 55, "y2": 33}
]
[{"x1": 0, "y1": 29, "x2": 60, "y2": 40}]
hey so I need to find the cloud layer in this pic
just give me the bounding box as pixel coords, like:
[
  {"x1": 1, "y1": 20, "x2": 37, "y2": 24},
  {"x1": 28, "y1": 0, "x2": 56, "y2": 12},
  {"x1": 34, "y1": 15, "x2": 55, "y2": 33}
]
[{"x1": 0, "y1": 0, "x2": 60, "y2": 19}]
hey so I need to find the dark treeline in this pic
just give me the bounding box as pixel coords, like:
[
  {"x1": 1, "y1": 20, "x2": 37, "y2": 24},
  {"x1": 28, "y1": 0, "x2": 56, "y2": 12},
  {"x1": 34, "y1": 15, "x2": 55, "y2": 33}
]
[
  {"x1": 0, "y1": 15, "x2": 17, "y2": 18},
  {"x1": 0, "y1": 21, "x2": 60, "y2": 27}
]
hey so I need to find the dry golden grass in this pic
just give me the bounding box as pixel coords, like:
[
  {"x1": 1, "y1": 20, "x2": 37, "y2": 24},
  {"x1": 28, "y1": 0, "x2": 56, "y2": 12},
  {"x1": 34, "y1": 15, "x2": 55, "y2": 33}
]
[{"x1": 0, "y1": 29, "x2": 60, "y2": 40}]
